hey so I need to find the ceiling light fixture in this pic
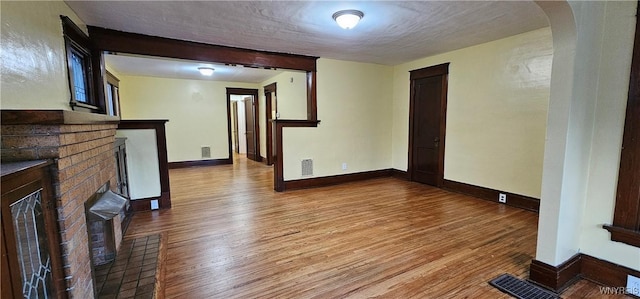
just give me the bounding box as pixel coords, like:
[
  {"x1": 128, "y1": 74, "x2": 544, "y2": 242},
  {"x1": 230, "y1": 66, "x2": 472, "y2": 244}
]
[
  {"x1": 332, "y1": 10, "x2": 364, "y2": 30},
  {"x1": 198, "y1": 67, "x2": 215, "y2": 76}
]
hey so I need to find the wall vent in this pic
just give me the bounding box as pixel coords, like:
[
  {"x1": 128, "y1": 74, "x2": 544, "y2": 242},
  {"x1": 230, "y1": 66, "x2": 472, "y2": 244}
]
[
  {"x1": 301, "y1": 159, "x2": 313, "y2": 176},
  {"x1": 201, "y1": 146, "x2": 211, "y2": 158}
]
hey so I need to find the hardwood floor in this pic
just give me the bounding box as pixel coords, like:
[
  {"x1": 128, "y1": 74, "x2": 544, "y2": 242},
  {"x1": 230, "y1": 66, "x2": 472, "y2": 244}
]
[{"x1": 125, "y1": 155, "x2": 629, "y2": 298}]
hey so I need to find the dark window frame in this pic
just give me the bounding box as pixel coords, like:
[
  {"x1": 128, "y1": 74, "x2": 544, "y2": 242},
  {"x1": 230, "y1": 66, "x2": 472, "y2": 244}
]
[
  {"x1": 61, "y1": 16, "x2": 100, "y2": 113},
  {"x1": 603, "y1": 3, "x2": 640, "y2": 248},
  {"x1": 105, "y1": 71, "x2": 121, "y2": 116}
]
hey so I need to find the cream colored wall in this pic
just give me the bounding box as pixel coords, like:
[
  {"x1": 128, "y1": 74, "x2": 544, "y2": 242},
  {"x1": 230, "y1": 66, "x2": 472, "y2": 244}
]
[
  {"x1": 262, "y1": 71, "x2": 308, "y2": 119},
  {"x1": 1, "y1": 0, "x2": 86, "y2": 110},
  {"x1": 258, "y1": 70, "x2": 308, "y2": 158},
  {"x1": 391, "y1": 27, "x2": 552, "y2": 198},
  {"x1": 578, "y1": 0, "x2": 640, "y2": 270},
  {"x1": 534, "y1": 0, "x2": 639, "y2": 270},
  {"x1": 115, "y1": 129, "x2": 161, "y2": 200},
  {"x1": 282, "y1": 58, "x2": 393, "y2": 180},
  {"x1": 118, "y1": 75, "x2": 258, "y2": 162}
]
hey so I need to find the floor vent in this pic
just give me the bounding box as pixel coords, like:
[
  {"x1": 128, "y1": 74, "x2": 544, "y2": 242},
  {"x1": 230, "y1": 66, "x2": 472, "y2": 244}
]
[
  {"x1": 489, "y1": 274, "x2": 560, "y2": 299},
  {"x1": 301, "y1": 159, "x2": 313, "y2": 176}
]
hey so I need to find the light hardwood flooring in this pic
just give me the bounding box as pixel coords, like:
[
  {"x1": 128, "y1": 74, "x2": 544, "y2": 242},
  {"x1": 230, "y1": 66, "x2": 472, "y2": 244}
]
[{"x1": 126, "y1": 155, "x2": 630, "y2": 298}]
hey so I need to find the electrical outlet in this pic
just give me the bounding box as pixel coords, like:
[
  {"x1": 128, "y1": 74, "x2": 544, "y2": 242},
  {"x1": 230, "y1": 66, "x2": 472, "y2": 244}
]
[
  {"x1": 498, "y1": 193, "x2": 507, "y2": 203},
  {"x1": 342, "y1": 162, "x2": 347, "y2": 170},
  {"x1": 151, "y1": 199, "x2": 159, "y2": 210},
  {"x1": 627, "y1": 275, "x2": 640, "y2": 296}
]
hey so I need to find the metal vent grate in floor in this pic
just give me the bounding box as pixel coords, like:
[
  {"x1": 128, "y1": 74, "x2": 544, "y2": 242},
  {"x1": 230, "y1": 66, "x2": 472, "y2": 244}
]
[{"x1": 489, "y1": 274, "x2": 560, "y2": 299}]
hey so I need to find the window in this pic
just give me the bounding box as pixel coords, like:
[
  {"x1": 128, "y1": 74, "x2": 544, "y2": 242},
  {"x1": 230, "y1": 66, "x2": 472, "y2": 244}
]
[
  {"x1": 105, "y1": 71, "x2": 121, "y2": 116},
  {"x1": 69, "y1": 47, "x2": 90, "y2": 103},
  {"x1": 61, "y1": 16, "x2": 98, "y2": 112}
]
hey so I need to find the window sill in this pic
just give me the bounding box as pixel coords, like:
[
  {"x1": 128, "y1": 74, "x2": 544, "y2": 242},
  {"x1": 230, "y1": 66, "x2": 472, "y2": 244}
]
[{"x1": 603, "y1": 225, "x2": 640, "y2": 248}]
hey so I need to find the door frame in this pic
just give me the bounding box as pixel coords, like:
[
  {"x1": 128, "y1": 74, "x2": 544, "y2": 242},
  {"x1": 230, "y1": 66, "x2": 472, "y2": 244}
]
[
  {"x1": 264, "y1": 82, "x2": 277, "y2": 165},
  {"x1": 226, "y1": 88, "x2": 260, "y2": 162},
  {"x1": 407, "y1": 63, "x2": 449, "y2": 187},
  {"x1": 231, "y1": 101, "x2": 240, "y2": 154}
]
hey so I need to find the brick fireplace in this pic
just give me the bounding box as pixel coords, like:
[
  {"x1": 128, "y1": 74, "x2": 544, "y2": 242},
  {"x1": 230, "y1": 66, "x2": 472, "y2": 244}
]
[{"x1": 1, "y1": 110, "x2": 122, "y2": 298}]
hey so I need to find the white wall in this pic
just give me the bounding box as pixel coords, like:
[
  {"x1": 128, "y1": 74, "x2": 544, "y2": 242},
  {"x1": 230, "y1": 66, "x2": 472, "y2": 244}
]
[
  {"x1": 283, "y1": 58, "x2": 394, "y2": 180},
  {"x1": 391, "y1": 28, "x2": 552, "y2": 198},
  {"x1": 118, "y1": 75, "x2": 258, "y2": 162},
  {"x1": 1, "y1": 1, "x2": 86, "y2": 110},
  {"x1": 115, "y1": 129, "x2": 161, "y2": 200}
]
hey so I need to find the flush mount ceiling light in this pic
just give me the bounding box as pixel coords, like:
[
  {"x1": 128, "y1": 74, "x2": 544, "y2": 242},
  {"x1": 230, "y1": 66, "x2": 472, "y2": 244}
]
[
  {"x1": 332, "y1": 10, "x2": 364, "y2": 30},
  {"x1": 198, "y1": 67, "x2": 215, "y2": 76}
]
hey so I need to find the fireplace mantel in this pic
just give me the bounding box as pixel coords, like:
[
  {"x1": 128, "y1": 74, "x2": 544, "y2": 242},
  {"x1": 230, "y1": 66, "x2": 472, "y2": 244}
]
[{"x1": 1, "y1": 109, "x2": 120, "y2": 125}]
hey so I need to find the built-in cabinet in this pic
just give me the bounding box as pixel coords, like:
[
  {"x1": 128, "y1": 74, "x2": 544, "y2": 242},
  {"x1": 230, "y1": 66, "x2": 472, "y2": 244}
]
[{"x1": 1, "y1": 161, "x2": 66, "y2": 299}]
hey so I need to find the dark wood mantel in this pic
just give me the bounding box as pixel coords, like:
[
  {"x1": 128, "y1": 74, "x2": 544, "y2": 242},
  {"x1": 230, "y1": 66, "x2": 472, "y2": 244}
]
[{"x1": 1, "y1": 109, "x2": 120, "y2": 125}]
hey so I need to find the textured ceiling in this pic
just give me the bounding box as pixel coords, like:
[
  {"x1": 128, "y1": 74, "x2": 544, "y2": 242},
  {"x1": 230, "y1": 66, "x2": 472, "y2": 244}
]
[{"x1": 67, "y1": 1, "x2": 548, "y2": 81}]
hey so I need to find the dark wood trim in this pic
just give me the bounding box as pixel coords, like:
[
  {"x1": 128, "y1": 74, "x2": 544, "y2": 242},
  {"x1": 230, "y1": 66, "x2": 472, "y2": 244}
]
[
  {"x1": 607, "y1": 1, "x2": 640, "y2": 248},
  {"x1": 407, "y1": 63, "x2": 449, "y2": 188},
  {"x1": 283, "y1": 169, "x2": 396, "y2": 191},
  {"x1": 227, "y1": 88, "x2": 260, "y2": 162},
  {"x1": 226, "y1": 91, "x2": 234, "y2": 162},
  {"x1": 159, "y1": 191, "x2": 170, "y2": 210},
  {"x1": 129, "y1": 197, "x2": 157, "y2": 212},
  {"x1": 264, "y1": 83, "x2": 277, "y2": 166},
  {"x1": 91, "y1": 47, "x2": 106, "y2": 115},
  {"x1": 0, "y1": 160, "x2": 67, "y2": 298},
  {"x1": 118, "y1": 120, "x2": 171, "y2": 209},
  {"x1": 1, "y1": 109, "x2": 119, "y2": 125},
  {"x1": 442, "y1": 179, "x2": 540, "y2": 212},
  {"x1": 130, "y1": 192, "x2": 171, "y2": 212},
  {"x1": 105, "y1": 70, "x2": 120, "y2": 84},
  {"x1": 273, "y1": 120, "x2": 321, "y2": 192},
  {"x1": 61, "y1": 16, "x2": 101, "y2": 113},
  {"x1": 87, "y1": 25, "x2": 320, "y2": 192},
  {"x1": 168, "y1": 159, "x2": 232, "y2": 169},
  {"x1": 603, "y1": 225, "x2": 640, "y2": 247},
  {"x1": 264, "y1": 83, "x2": 277, "y2": 94},
  {"x1": 61, "y1": 16, "x2": 89, "y2": 49},
  {"x1": 580, "y1": 254, "x2": 640, "y2": 289},
  {"x1": 390, "y1": 169, "x2": 410, "y2": 181},
  {"x1": 529, "y1": 254, "x2": 640, "y2": 293},
  {"x1": 105, "y1": 70, "x2": 122, "y2": 117},
  {"x1": 88, "y1": 26, "x2": 318, "y2": 72},
  {"x1": 529, "y1": 254, "x2": 582, "y2": 292},
  {"x1": 409, "y1": 63, "x2": 450, "y2": 80},
  {"x1": 307, "y1": 71, "x2": 318, "y2": 121}
]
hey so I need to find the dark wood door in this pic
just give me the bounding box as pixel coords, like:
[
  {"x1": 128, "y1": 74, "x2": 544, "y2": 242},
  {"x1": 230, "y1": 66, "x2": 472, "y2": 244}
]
[
  {"x1": 244, "y1": 97, "x2": 259, "y2": 161},
  {"x1": 264, "y1": 83, "x2": 277, "y2": 165},
  {"x1": 409, "y1": 63, "x2": 449, "y2": 187}
]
